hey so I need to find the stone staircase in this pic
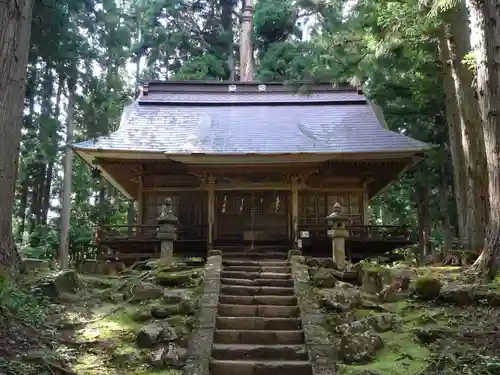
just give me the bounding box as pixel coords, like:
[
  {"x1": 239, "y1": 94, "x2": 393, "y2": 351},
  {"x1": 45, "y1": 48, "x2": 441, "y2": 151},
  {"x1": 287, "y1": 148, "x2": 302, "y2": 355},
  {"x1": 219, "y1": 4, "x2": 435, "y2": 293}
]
[{"x1": 209, "y1": 248, "x2": 312, "y2": 375}]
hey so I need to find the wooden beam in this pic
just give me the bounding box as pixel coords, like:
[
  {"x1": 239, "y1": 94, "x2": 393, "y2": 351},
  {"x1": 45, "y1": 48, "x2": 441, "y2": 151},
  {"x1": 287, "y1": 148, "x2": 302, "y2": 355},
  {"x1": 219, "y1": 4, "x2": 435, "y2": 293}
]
[
  {"x1": 137, "y1": 175, "x2": 144, "y2": 225},
  {"x1": 362, "y1": 180, "x2": 369, "y2": 225}
]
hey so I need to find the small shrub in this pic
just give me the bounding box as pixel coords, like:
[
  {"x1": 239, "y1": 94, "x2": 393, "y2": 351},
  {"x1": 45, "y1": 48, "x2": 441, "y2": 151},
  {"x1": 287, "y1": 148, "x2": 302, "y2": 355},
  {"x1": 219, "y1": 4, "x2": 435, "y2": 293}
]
[
  {"x1": 414, "y1": 276, "x2": 441, "y2": 300},
  {"x1": 0, "y1": 272, "x2": 48, "y2": 325}
]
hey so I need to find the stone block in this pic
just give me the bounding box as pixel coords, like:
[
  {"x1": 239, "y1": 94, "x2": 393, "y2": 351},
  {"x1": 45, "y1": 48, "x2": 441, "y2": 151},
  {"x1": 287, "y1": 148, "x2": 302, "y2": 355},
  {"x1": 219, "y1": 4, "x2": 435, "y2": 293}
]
[
  {"x1": 204, "y1": 268, "x2": 221, "y2": 280},
  {"x1": 199, "y1": 292, "x2": 219, "y2": 308},
  {"x1": 195, "y1": 307, "x2": 218, "y2": 328},
  {"x1": 186, "y1": 328, "x2": 215, "y2": 360},
  {"x1": 288, "y1": 249, "x2": 302, "y2": 259},
  {"x1": 303, "y1": 322, "x2": 332, "y2": 345},
  {"x1": 307, "y1": 344, "x2": 339, "y2": 364},
  {"x1": 201, "y1": 279, "x2": 220, "y2": 294},
  {"x1": 312, "y1": 363, "x2": 338, "y2": 375},
  {"x1": 184, "y1": 357, "x2": 210, "y2": 375},
  {"x1": 207, "y1": 249, "x2": 222, "y2": 257}
]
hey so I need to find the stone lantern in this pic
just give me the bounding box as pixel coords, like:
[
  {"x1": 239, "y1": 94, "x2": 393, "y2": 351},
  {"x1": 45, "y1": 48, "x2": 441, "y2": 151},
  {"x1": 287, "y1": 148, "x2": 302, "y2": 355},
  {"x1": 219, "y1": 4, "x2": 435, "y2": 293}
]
[
  {"x1": 156, "y1": 197, "x2": 178, "y2": 264},
  {"x1": 327, "y1": 202, "x2": 349, "y2": 269}
]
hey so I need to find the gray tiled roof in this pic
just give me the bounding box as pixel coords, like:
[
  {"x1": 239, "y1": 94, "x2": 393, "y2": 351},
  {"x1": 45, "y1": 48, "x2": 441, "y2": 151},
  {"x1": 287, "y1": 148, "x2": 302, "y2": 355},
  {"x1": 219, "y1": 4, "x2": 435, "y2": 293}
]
[
  {"x1": 139, "y1": 91, "x2": 365, "y2": 104},
  {"x1": 72, "y1": 90, "x2": 430, "y2": 154}
]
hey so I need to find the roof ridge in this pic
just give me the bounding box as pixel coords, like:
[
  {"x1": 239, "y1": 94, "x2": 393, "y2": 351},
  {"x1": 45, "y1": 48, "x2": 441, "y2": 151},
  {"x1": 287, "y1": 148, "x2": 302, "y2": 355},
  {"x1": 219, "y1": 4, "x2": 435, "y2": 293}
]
[{"x1": 143, "y1": 81, "x2": 362, "y2": 95}]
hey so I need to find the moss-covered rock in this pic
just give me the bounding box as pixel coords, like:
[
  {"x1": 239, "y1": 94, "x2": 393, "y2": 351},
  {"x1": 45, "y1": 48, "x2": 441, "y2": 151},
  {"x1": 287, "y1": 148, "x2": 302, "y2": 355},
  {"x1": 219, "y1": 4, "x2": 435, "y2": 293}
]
[
  {"x1": 130, "y1": 308, "x2": 152, "y2": 323},
  {"x1": 319, "y1": 257, "x2": 337, "y2": 269},
  {"x1": 163, "y1": 291, "x2": 187, "y2": 305},
  {"x1": 154, "y1": 270, "x2": 202, "y2": 287},
  {"x1": 339, "y1": 331, "x2": 384, "y2": 364},
  {"x1": 312, "y1": 268, "x2": 337, "y2": 288},
  {"x1": 361, "y1": 270, "x2": 385, "y2": 295},
  {"x1": 20, "y1": 258, "x2": 50, "y2": 273},
  {"x1": 35, "y1": 270, "x2": 80, "y2": 298},
  {"x1": 306, "y1": 257, "x2": 320, "y2": 268},
  {"x1": 319, "y1": 283, "x2": 362, "y2": 312},
  {"x1": 414, "y1": 276, "x2": 441, "y2": 300},
  {"x1": 136, "y1": 322, "x2": 178, "y2": 348},
  {"x1": 125, "y1": 282, "x2": 164, "y2": 302},
  {"x1": 151, "y1": 304, "x2": 181, "y2": 319},
  {"x1": 336, "y1": 314, "x2": 397, "y2": 335}
]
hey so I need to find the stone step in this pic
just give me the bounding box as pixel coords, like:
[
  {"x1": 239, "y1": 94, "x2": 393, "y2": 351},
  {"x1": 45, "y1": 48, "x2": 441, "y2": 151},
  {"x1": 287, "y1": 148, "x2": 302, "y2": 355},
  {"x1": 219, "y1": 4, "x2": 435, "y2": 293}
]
[
  {"x1": 221, "y1": 285, "x2": 295, "y2": 296},
  {"x1": 212, "y1": 344, "x2": 309, "y2": 361},
  {"x1": 210, "y1": 359, "x2": 313, "y2": 375},
  {"x1": 219, "y1": 246, "x2": 290, "y2": 254},
  {"x1": 219, "y1": 295, "x2": 297, "y2": 306},
  {"x1": 216, "y1": 317, "x2": 302, "y2": 330},
  {"x1": 222, "y1": 252, "x2": 288, "y2": 260},
  {"x1": 223, "y1": 260, "x2": 288, "y2": 267},
  {"x1": 218, "y1": 304, "x2": 299, "y2": 318},
  {"x1": 224, "y1": 266, "x2": 291, "y2": 273},
  {"x1": 221, "y1": 271, "x2": 292, "y2": 280},
  {"x1": 214, "y1": 329, "x2": 305, "y2": 345},
  {"x1": 221, "y1": 278, "x2": 294, "y2": 288}
]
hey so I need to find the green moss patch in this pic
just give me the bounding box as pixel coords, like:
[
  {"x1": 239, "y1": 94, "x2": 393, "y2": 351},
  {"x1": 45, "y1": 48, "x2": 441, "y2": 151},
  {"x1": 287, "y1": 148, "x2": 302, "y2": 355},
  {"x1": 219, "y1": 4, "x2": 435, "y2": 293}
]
[{"x1": 339, "y1": 332, "x2": 429, "y2": 375}]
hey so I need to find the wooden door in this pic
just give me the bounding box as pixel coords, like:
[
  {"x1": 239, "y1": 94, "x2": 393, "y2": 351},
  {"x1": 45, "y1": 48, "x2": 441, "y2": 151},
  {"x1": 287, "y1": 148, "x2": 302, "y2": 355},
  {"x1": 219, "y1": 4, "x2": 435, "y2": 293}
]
[
  {"x1": 216, "y1": 191, "x2": 289, "y2": 243},
  {"x1": 216, "y1": 191, "x2": 251, "y2": 241}
]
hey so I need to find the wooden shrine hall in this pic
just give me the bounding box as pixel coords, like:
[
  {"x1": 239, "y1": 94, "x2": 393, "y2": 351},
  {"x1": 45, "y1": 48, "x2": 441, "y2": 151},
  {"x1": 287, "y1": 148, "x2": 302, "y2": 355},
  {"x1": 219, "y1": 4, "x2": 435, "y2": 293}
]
[{"x1": 72, "y1": 81, "x2": 430, "y2": 262}]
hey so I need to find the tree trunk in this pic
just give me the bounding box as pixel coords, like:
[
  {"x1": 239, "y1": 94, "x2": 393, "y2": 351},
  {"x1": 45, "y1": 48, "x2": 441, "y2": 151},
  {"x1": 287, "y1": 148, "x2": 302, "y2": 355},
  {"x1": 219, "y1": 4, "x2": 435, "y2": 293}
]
[
  {"x1": 437, "y1": 27, "x2": 469, "y2": 247},
  {"x1": 30, "y1": 165, "x2": 46, "y2": 228},
  {"x1": 222, "y1": 0, "x2": 235, "y2": 80},
  {"x1": 59, "y1": 84, "x2": 75, "y2": 270},
  {"x1": 41, "y1": 162, "x2": 53, "y2": 224},
  {"x1": 417, "y1": 180, "x2": 431, "y2": 261},
  {"x1": 99, "y1": 183, "x2": 107, "y2": 225},
  {"x1": 439, "y1": 156, "x2": 453, "y2": 255},
  {"x1": 0, "y1": 0, "x2": 34, "y2": 268},
  {"x1": 41, "y1": 77, "x2": 62, "y2": 225},
  {"x1": 16, "y1": 167, "x2": 28, "y2": 243},
  {"x1": 239, "y1": 0, "x2": 253, "y2": 81},
  {"x1": 468, "y1": 0, "x2": 500, "y2": 279},
  {"x1": 31, "y1": 64, "x2": 52, "y2": 229},
  {"x1": 16, "y1": 70, "x2": 35, "y2": 244},
  {"x1": 444, "y1": 2, "x2": 489, "y2": 252}
]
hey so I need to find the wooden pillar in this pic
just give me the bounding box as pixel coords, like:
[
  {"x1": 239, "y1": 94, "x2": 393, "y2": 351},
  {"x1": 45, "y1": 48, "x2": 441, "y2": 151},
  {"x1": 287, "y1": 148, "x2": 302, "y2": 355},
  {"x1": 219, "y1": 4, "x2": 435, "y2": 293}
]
[
  {"x1": 137, "y1": 175, "x2": 144, "y2": 225},
  {"x1": 207, "y1": 176, "x2": 216, "y2": 249},
  {"x1": 291, "y1": 176, "x2": 299, "y2": 248},
  {"x1": 362, "y1": 180, "x2": 369, "y2": 225}
]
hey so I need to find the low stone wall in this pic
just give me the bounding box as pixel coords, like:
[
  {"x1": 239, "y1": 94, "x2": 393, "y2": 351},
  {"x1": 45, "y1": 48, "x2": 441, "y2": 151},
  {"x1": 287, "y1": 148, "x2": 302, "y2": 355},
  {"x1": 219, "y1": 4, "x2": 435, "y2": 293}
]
[
  {"x1": 289, "y1": 251, "x2": 338, "y2": 375},
  {"x1": 184, "y1": 250, "x2": 222, "y2": 375}
]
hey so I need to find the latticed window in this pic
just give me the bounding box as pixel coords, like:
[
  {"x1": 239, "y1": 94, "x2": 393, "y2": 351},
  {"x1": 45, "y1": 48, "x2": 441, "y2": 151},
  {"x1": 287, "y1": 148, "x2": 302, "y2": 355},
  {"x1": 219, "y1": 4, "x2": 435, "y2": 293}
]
[
  {"x1": 327, "y1": 193, "x2": 362, "y2": 224},
  {"x1": 298, "y1": 192, "x2": 363, "y2": 225}
]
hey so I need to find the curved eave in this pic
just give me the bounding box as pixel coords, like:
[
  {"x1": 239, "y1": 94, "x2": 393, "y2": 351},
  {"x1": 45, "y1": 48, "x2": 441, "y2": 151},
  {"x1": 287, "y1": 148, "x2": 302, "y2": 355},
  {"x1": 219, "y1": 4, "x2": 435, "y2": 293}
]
[{"x1": 72, "y1": 147, "x2": 134, "y2": 199}]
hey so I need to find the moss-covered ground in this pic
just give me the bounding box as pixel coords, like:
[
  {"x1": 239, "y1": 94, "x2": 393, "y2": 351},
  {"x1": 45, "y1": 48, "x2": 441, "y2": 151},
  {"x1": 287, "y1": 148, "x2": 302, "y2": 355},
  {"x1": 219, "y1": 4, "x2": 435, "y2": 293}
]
[
  {"x1": 320, "y1": 266, "x2": 500, "y2": 375},
  {"x1": 0, "y1": 259, "x2": 203, "y2": 375}
]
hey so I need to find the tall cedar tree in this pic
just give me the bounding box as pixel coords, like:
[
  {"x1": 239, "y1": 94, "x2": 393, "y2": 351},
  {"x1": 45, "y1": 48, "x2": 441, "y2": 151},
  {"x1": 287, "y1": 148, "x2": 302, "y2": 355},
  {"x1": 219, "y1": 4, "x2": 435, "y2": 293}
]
[
  {"x1": 468, "y1": 0, "x2": 500, "y2": 279},
  {"x1": 0, "y1": 0, "x2": 34, "y2": 267}
]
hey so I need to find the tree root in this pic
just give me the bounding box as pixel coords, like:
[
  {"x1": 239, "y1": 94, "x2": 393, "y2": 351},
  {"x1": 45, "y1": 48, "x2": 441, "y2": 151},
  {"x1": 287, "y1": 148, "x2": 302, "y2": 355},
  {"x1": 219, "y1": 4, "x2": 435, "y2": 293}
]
[
  {"x1": 65, "y1": 295, "x2": 136, "y2": 329},
  {"x1": 25, "y1": 356, "x2": 77, "y2": 375}
]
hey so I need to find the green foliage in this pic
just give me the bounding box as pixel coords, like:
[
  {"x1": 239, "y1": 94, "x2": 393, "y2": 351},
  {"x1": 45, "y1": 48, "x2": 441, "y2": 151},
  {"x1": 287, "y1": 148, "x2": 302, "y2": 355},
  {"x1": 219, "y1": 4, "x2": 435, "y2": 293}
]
[
  {"x1": 0, "y1": 272, "x2": 48, "y2": 325},
  {"x1": 0, "y1": 360, "x2": 51, "y2": 375},
  {"x1": 174, "y1": 53, "x2": 227, "y2": 80},
  {"x1": 253, "y1": 0, "x2": 298, "y2": 53}
]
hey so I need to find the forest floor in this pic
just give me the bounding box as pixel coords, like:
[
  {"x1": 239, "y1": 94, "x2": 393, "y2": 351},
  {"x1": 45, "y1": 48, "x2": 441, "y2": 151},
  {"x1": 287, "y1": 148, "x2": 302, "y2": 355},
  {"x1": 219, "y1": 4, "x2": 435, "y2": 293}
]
[
  {"x1": 0, "y1": 259, "x2": 203, "y2": 375},
  {"x1": 2, "y1": 261, "x2": 500, "y2": 375}
]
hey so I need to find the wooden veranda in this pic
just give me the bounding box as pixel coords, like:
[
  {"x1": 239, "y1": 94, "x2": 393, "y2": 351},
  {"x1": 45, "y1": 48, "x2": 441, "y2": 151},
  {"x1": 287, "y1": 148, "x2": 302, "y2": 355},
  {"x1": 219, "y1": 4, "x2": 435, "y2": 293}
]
[{"x1": 95, "y1": 221, "x2": 413, "y2": 263}]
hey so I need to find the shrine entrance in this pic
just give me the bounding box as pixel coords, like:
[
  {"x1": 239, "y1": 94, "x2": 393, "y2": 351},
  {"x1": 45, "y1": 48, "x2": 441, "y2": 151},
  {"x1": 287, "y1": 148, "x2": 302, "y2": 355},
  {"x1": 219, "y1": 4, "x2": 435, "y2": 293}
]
[{"x1": 215, "y1": 191, "x2": 290, "y2": 247}]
